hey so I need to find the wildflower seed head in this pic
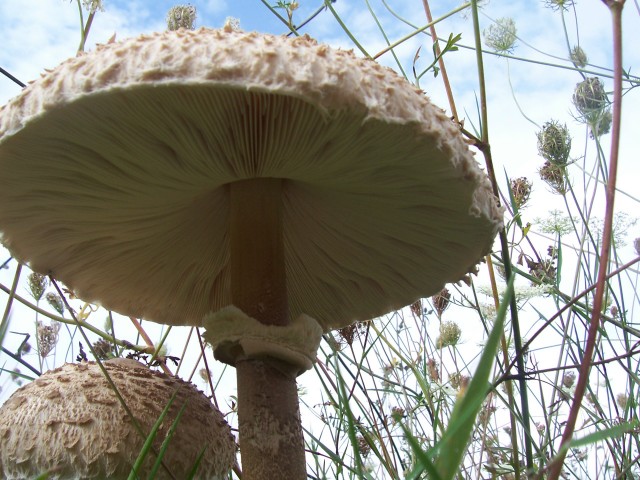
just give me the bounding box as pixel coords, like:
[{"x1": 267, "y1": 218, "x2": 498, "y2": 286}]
[
  {"x1": 45, "y1": 292, "x2": 65, "y2": 315},
  {"x1": 432, "y1": 288, "x2": 451, "y2": 318},
  {"x1": 610, "y1": 305, "x2": 619, "y2": 318},
  {"x1": 199, "y1": 367, "x2": 211, "y2": 383},
  {"x1": 426, "y1": 357, "x2": 440, "y2": 382},
  {"x1": 562, "y1": 371, "x2": 576, "y2": 388},
  {"x1": 223, "y1": 16, "x2": 240, "y2": 31},
  {"x1": 357, "y1": 435, "x2": 371, "y2": 457},
  {"x1": 573, "y1": 77, "x2": 608, "y2": 116},
  {"x1": 539, "y1": 161, "x2": 567, "y2": 195},
  {"x1": 337, "y1": 321, "x2": 367, "y2": 346},
  {"x1": 543, "y1": 0, "x2": 575, "y2": 11},
  {"x1": 449, "y1": 372, "x2": 470, "y2": 390},
  {"x1": 537, "y1": 120, "x2": 572, "y2": 166},
  {"x1": 634, "y1": 238, "x2": 640, "y2": 256},
  {"x1": 37, "y1": 320, "x2": 60, "y2": 358},
  {"x1": 91, "y1": 338, "x2": 113, "y2": 360},
  {"x1": 616, "y1": 393, "x2": 628, "y2": 410},
  {"x1": 510, "y1": 177, "x2": 532, "y2": 210},
  {"x1": 391, "y1": 406, "x2": 405, "y2": 423},
  {"x1": 527, "y1": 257, "x2": 557, "y2": 286},
  {"x1": 11, "y1": 367, "x2": 23, "y2": 386},
  {"x1": 18, "y1": 342, "x2": 32, "y2": 356},
  {"x1": 436, "y1": 320, "x2": 461, "y2": 348},
  {"x1": 166, "y1": 4, "x2": 197, "y2": 31},
  {"x1": 483, "y1": 17, "x2": 517, "y2": 53},
  {"x1": 570, "y1": 45, "x2": 588, "y2": 69},
  {"x1": 589, "y1": 108, "x2": 612, "y2": 138},
  {"x1": 82, "y1": 0, "x2": 104, "y2": 12},
  {"x1": 478, "y1": 402, "x2": 497, "y2": 426},
  {"x1": 410, "y1": 299, "x2": 423, "y2": 317},
  {"x1": 28, "y1": 272, "x2": 48, "y2": 302}
]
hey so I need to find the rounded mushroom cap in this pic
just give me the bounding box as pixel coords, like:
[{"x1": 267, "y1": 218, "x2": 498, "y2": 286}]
[
  {"x1": 0, "y1": 28, "x2": 503, "y2": 331},
  {"x1": 0, "y1": 360, "x2": 236, "y2": 479}
]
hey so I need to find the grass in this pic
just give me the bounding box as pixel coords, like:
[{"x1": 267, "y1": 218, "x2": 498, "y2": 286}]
[{"x1": 1, "y1": 0, "x2": 639, "y2": 478}]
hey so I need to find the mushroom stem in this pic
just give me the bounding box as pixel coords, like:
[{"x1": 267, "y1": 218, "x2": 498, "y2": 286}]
[{"x1": 229, "y1": 178, "x2": 306, "y2": 479}]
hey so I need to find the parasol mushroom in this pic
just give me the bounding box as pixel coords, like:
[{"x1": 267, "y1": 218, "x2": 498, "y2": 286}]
[
  {"x1": 0, "y1": 359, "x2": 236, "y2": 479},
  {"x1": 0, "y1": 27, "x2": 503, "y2": 478}
]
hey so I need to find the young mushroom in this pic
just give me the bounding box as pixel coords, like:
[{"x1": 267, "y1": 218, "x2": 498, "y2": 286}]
[
  {"x1": 0, "y1": 359, "x2": 236, "y2": 479},
  {"x1": 0, "y1": 28, "x2": 503, "y2": 478}
]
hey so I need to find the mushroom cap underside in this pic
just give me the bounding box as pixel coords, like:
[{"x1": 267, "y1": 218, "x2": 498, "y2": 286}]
[{"x1": 0, "y1": 28, "x2": 503, "y2": 331}]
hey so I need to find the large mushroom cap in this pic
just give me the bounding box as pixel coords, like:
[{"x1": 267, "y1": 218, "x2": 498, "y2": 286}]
[
  {"x1": 0, "y1": 28, "x2": 503, "y2": 330},
  {"x1": 0, "y1": 360, "x2": 236, "y2": 479}
]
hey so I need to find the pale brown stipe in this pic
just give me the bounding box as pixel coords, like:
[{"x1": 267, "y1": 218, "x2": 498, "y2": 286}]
[
  {"x1": 0, "y1": 27, "x2": 503, "y2": 479},
  {"x1": 0, "y1": 360, "x2": 236, "y2": 479}
]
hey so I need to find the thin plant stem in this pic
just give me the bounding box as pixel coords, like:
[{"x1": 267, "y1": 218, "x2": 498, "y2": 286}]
[
  {"x1": 325, "y1": 1, "x2": 370, "y2": 57},
  {"x1": 420, "y1": 0, "x2": 459, "y2": 121},
  {"x1": 469, "y1": 0, "x2": 535, "y2": 472},
  {"x1": 547, "y1": 2, "x2": 625, "y2": 478},
  {"x1": 129, "y1": 316, "x2": 172, "y2": 375},
  {"x1": 373, "y1": 3, "x2": 470, "y2": 60}
]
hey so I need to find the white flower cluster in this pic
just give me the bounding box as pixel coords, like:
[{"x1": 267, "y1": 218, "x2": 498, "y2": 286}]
[{"x1": 82, "y1": 0, "x2": 104, "y2": 12}]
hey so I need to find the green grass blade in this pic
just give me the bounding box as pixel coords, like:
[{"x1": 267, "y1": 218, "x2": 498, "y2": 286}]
[
  {"x1": 148, "y1": 398, "x2": 188, "y2": 479},
  {"x1": 127, "y1": 390, "x2": 178, "y2": 480},
  {"x1": 435, "y1": 276, "x2": 515, "y2": 479}
]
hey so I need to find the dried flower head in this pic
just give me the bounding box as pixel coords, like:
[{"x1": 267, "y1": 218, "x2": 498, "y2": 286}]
[
  {"x1": 573, "y1": 77, "x2": 608, "y2": 116},
  {"x1": 28, "y1": 272, "x2": 48, "y2": 302},
  {"x1": 510, "y1": 177, "x2": 532, "y2": 210},
  {"x1": 166, "y1": 4, "x2": 197, "y2": 31},
  {"x1": 426, "y1": 357, "x2": 440, "y2": 382},
  {"x1": 589, "y1": 109, "x2": 612, "y2": 138},
  {"x1": 537, "y1": 120, "x2": 572, "y2": 166},
  {"x1": 432, "y1": 288, "x2": 451, "y2": 318},
  {"x1": 616, "y1": 393, "x2": 628, "y2": 410},
  {"x1": 526, "y1": 257, "x2": 557, "y2": 286},
  {"x1": 92, "y1": 339, "x2": 113, "y2": 360},
  {"x1": 336, "y1": 321, "x2": 368, "y2": 346},
  {"x1": 562, "y1": 371, "x2": 576, "y2": 388},
  {"x1": 37, "y1": 320, "x2": 60, "y2": 358},
  {"x1": 18, "y1": 341, "x2": 32, "y2": 357},
  {"x1": 390, "y1": 406, "x2": 405, "y2": 423},
  {"x1": 357, "y1": 435, "x2": 371, "y2": 457},
  {"x1": 199, "y1": 367, "x2": 211, "y2": 383},
  {"x1": 10, "y1": 367, "x2": 23, "y2": 386},
  {"x1": 483, "y1": 17, "x2": 517, "y2": 53},
  {"x1": 478, "y1": 401, "x2": 497, "y2": 426},
  {"x1": 539, "y1": 161, "x2": 567, "y2": 195},
  {"x1": 449, "y1": 372, "x2": 470, "y2": 391},
  {"x1": 436, "y1": 320, "x2": 461, "y2": 348},
  {"x1": 570, "y1": 45, "x2": 588, "y2": 69},
  {"x1": 410, "y1": 299, "x2": 423, "y2": 317},
  {"x1": 635, "y1": 238, "x2": 640, "y2": 256},
  {"x1": 45, "y1": 292, "x2": 65, "y2": 315},
  {"x1": 609, "y1": 305, "x2": 619, "y2": 318}
]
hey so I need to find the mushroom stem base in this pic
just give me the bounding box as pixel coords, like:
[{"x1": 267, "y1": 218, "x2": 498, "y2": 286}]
[{"x1": 236, "y1": 358, "x2": 306, "y2": 479}]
